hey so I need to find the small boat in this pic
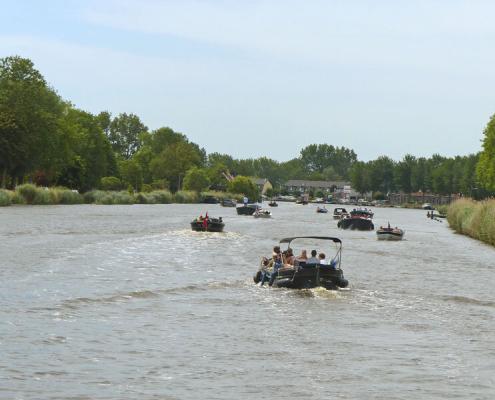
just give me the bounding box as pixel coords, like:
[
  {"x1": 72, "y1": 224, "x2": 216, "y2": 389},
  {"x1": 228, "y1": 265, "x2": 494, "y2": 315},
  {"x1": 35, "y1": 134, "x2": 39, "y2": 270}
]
[
  {"x1": 236, "y1": 204, "x2": 260, "y2": 215},
  {"x1": 253, "y1": 236, "x2": 349, "y2": 290},
  {"x1": 422, "y1": 203, "x2": 434, "y2": 210},
  {"x1": 333, "y1": 207, "x2": 348, "y2": 220},
  {"x1": 316, "y1": 206, "x2": 328, "y2": 213},
  {"x1": 220, "y1": 198, "x2": 236, "y2": 207},
  {"x1": 201, "y1": 195, "x2": 219, "y2": 204},
  {"x1": 268, "y1": 200, "x2": 278, "y2": 207},
  {"x1": 253, "y1": 209, "x2": 272, "y2": 218},
  {"x1": 190, "y1": 216, "x2": 224, "y2": 232},
  {"x1": 337, "y1": 208, "x2": 374, "y2": 230},
  {"x1": 376, "y1": 224, "x2": 404, "y2": 240}
]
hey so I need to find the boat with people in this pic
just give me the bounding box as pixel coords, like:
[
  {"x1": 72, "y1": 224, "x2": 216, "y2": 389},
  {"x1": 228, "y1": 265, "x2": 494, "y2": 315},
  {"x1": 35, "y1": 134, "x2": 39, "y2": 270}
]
[
  {"x1": 253, "y1": 236, "x2": 349, "y2": 290},
  {"x1": 337, "y1": 208, "x2": 374, "y2": 230},
  {"x1": 376, "y1": 223, "x2": 405, "y2": 240},
  {"x1": 268, "y1": 200, "x2": 278, "y2": 207},
  {"x1": 316, "y1": 206, "x2": 328, "y2": 213},
  {"x1": 236, "y1": 204, "x2": 260, "y2": 215},
  {"x1": 253, "y1": 209, "x2": 272, "y2": 218},
  {"x1": 190, "y1": 214, "x2": 225, "y2": 232},
  {"x1": 333, "y1": 207, "x2": 348, "y2": 219},
  {"x1": 220, "y1": 198, "x2": 236, "y2": 207}
]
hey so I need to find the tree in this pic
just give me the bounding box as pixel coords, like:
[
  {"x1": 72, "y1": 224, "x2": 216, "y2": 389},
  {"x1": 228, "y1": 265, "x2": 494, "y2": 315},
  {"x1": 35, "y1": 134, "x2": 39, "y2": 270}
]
[
  {"x1": 107, "y1": 113, "x2": 148, "y2": 159},
  {"x1": 183, "y1": 167, "x2": 210, "y2": 192},
  {"x1": 0, "y1": 55, "x2": 66, "y2": 187},
  {"x1": 477, "y1": 114, "x2": 495, "y2": 192},
  {"x1": 350, "y1": 161, "x2": 371, "y2": 195},
  {"x1": 119, "y1": 159, "x2": 143, "y2": 192},
  {"x1": 150, "y1": 141, "x2": 203, "y2": 191},
  {"x1": 228, "y1": 176, "x2": 259, "y2": 201},
  {"x1": 300, "y1": 144, "x2": 357, "y2": 178}
]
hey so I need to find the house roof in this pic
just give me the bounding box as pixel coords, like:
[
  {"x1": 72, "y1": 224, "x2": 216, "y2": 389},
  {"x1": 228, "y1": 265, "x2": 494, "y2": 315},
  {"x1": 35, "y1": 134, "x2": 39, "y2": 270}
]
[{"x1": 284, "y1": 180, "x2": 349, "y2": 188}]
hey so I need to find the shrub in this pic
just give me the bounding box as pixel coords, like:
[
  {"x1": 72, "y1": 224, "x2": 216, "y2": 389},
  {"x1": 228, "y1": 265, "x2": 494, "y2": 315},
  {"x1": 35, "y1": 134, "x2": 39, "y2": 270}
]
[
  {"x1": 100, "y1": 176, "x2": 122, "y2": 191},
  {"x1": 59, "y1": 189, "x2": 84, "y2": 204},
  {"x1": 83, "y1": 190, "x2": 106, "y2": 204},
  {"x1": 174, "y1": 190, "x2": 199, "y2": 203},
  {"x1": 147, "y1": 190, "x2": 173, "y2": 204},
  {"x1": 448, "y1": 198, "x2": 495, "y2": 246},
  {"x1": 33, "y1": 188, "x2": 53, "y2": 205},
  {"x1": 16, "y1": 183, "x2": 38, "y2": 204},
  {"x1": 0, "y1": 190, "x2": 11, "y2": 206},
  {"x1": 141, "y1": 184, "x2": 152, "y2": 193}
]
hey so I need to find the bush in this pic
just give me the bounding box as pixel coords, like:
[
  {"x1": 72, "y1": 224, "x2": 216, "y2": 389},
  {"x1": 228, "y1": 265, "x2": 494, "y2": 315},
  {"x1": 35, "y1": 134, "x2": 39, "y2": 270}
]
[
  {"x1": 141, "y1": 184, "x2": 152, "y2": 193},
  {"x1": 100, "y1": 176, "x2": 122, "y2": 191},
  {"x1": 59, "y1": 189, "x2": 84, "y2": 204},
  {"x1": 83, "y1": 190, "x2": 106, "y2": 204},
  {"x1": 174, "y1": 190, "x2": 199, "y2": 203},
  {"x1": 16, "y1": 183, "x2": 38, "y2": 204},
  {"x1": 151, "y1": 179, "x2": 169, "y2": 190},
  {"x1": 147, "y1": 190, "x2": 173, "y2": 204},
  {"x1": 0, "y1": 190, "x2": 11, "y2": 206},
  {"x1": 448, "y1": 198, "x2": 495, "y2": 246},
  {"x1": 33, "y1": 188, "x2": 54, "y2": 205}
]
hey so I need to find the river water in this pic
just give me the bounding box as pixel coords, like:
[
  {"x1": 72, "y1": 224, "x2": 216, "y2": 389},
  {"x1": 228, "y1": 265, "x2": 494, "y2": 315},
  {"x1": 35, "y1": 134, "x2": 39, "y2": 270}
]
[{"x1": 1, "y1": 203, "x2": 494, "y2": 399}]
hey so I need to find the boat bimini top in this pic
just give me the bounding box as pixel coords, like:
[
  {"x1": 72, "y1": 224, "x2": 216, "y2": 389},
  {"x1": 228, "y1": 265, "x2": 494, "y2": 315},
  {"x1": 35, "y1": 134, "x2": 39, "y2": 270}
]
[{"x1": 278, "y1": 236, "x2": 343, "y2": 269}]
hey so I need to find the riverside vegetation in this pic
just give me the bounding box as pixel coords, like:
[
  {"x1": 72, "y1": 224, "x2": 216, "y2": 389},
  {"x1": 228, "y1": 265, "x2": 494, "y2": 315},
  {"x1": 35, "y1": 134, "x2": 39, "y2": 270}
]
[
  {"x1": 447, "y1": 198, "x2": 495, "y2": 246},
  {"x1": 0, "y1": 184, "x2": 241, "y2": 207}
]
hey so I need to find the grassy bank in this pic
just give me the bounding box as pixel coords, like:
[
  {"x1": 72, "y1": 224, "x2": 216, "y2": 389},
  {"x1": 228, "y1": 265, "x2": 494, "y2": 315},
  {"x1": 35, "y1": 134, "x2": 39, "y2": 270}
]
[
  {"x1": 447, "y1": 198, "x2": 495, "y2": 246},
  {"x1": 0, "y1": 184, "x2": 242, "y2": 207}
]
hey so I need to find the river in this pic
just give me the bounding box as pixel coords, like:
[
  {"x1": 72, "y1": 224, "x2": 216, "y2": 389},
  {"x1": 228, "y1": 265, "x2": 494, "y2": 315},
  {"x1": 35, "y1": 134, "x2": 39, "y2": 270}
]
[{"x1": 1, "y1": 203, "x2": 494, "y2": 399}]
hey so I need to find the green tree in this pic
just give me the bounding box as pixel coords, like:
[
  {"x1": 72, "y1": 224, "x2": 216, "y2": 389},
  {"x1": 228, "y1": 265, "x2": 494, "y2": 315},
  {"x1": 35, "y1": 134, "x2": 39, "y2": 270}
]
[
  {"x1": 228, "y1": 175, "x2": 259, "y2": 201},
  {"x1": 0, "y1": 55, "x2": 66, "y2": 187},
  {"x1": 350, "y1": 161, "x2": 371, "y2": 195},
  {"x1": 108, "y1": 113, "x2": 148, "y2": 159},
  {"x1": 477, "y1": 114, "x2": 495, "y2": 192},
  {"x1": 119, "y1": 159, "x2": 143, "y2": 192},
  {"x1": 183, "y1": 167, "x2": 210, "y2": 192}
]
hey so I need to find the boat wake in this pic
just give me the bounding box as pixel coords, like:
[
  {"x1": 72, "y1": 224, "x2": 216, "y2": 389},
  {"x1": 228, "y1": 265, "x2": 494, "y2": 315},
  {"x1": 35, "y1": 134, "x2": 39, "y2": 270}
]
[{"x1": 441, "y1": 295, "x2": 495, "y2": 308}]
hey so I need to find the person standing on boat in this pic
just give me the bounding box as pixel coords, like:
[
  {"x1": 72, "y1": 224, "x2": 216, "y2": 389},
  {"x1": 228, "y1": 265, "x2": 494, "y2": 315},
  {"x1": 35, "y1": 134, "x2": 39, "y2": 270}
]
[{"x1": 243, "y1": 196, "x2": 248, "y2": 206}]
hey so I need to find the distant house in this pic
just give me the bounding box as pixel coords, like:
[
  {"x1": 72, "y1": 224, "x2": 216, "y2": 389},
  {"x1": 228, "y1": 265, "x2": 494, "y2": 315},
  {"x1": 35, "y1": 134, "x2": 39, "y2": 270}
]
[
  {"x1": 283, "y1": 180, "x2": 350, "y2": 193},
  {"x1": 389, "y1": 191, "x2": 460, "y2": 206},
  {"x1": 251, "y1": 178, "x2": 273, "y2": 194}
]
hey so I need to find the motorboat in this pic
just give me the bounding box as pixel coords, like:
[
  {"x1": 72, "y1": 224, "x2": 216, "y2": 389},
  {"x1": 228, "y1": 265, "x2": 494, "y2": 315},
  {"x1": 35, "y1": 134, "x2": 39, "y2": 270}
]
[
  {"x1": 190, "y1": 215, "x2": 224, "y2": 232},
  {"x1": 268, "y1": 200, "x2": 278, "y2": 207},
  {"x1": 337, "y1": 208, "x2": 374, "y2": 230},
  {"x1": 333, "y1": 207, "x2": 348, "y2": 219},
  {"x1": 236, "y1": 204, "x2": 260, "y2": 215},
  {"x1": 376, "y1": 224, "x2": 404, "y2": 240},
  {"x1": 253, "y1": 236, "x2": 349, "y2": 290},
  {"x1": 422, "y1": 203, "x2": 434, "y2": 210},
  {"x1": 220, "y1": 198, "x2": 236, "y2": 207},
  {"x1": 201, "y1": 195, "x2": 219, "y2": 204},
  {"x1": 253, "y1": 209, "x2": 272, "y2": 218},
  {"x1": 316, "y1": 206, "x2": 328, "y2": 213}
]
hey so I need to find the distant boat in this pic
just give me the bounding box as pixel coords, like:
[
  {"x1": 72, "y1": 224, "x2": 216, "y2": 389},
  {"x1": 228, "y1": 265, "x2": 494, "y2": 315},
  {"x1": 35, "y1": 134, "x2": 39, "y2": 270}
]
[
  {"x1": 316, "y1": 206, "x2": 328, "y2": 213},
  {"x1": 333, "y1": 207, "x2": 348, "y2": 220},
  {"x1": 220, "y1": 198, "x2": 236, "y2": 207},
  {"x1": 268, "y1": 200, "x2": 278, "y2": 207},
  {"x1": 337, "y1": 208, "x2": 374, "y2": 231},
  {"x1": 422, "y1": 203, "x2": 434, "y2": 210}
]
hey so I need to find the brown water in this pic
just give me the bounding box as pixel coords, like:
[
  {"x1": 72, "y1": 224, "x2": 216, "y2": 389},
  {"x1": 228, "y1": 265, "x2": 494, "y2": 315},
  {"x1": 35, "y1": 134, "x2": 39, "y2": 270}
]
[{"x1": 1, "y1": 203, "x2": 494, "y2": 399}]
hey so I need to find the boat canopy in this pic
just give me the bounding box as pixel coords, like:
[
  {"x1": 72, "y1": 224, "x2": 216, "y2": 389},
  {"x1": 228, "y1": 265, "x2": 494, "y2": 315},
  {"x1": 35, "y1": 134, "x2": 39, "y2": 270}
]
[{"x1": 279, "y1": 236, "x2": 342, "y2": 244}]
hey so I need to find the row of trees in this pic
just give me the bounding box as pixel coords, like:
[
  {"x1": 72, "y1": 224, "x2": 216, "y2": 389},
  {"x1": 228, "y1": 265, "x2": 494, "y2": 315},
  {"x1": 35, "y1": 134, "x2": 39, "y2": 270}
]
[
  {"x1": 1, "y1": 55, "x2": 495, "y2": 198},
  {"x1": 350, "y1": 154, "x2": 479, "y2": 197}
]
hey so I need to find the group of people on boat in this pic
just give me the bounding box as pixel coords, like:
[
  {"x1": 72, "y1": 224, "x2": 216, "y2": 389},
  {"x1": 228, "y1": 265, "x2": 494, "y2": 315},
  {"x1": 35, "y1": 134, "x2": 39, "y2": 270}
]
[{"x1": 259, "y1": 245, "x2": 336, "y2": 286}]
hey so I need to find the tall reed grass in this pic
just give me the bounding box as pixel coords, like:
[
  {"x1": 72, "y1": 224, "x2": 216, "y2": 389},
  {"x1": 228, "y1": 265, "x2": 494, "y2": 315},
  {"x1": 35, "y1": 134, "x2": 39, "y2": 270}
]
[{"x1": 447, "y1": 198, "x2": 495, "y2": 246}]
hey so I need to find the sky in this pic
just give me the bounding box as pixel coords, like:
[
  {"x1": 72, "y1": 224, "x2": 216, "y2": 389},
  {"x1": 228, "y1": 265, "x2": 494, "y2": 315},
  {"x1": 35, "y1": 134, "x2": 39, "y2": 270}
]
[{"x1": 1, "y1": 0, "x2": 495, "y2": 162}]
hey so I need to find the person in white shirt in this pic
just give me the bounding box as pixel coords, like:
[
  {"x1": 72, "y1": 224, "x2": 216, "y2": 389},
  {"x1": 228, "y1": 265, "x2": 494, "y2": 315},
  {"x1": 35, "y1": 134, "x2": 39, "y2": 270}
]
[
  {"x1": 307, "y1": 249, "x2": 319, "y2": 264},
  {"x1": 318, "y1": 253, "x2": 327, "y2": 264}
]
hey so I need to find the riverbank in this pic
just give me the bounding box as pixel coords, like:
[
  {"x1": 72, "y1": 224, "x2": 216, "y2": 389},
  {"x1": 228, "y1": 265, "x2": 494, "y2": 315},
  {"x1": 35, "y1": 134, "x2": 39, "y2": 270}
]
[
  {"x1": 0, "y1": 184, "x2": 241, "y2": 206},
  {"x1": 447, "y1": 198, "x2": 495, "y2": 246}
]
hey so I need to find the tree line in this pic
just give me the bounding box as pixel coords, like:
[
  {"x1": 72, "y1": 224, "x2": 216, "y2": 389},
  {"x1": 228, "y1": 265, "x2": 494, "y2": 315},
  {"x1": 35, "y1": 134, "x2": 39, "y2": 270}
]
[{"x1": 1, "y1": 56, "x2": 494, "y2": 198}]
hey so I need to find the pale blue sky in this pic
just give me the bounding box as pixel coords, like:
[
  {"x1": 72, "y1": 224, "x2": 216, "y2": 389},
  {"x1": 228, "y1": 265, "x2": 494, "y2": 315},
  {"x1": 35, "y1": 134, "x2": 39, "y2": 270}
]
[{"x1": 1, "y1": 0, "x2": 494, "y2": 161}]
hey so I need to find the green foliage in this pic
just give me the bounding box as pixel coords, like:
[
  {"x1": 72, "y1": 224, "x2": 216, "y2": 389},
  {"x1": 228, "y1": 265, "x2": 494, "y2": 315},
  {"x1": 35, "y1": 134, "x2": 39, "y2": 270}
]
[
  {"x1": 228, "y1": 175, "x2": 259, "y2": 201},
  {"x1": 300, "y1": 144, "x2": 357, "y2": 179},
  {"x1": 141, "y1": 184, "x2": 152, "y2": 193},
  {"x1": 108, "y1": 113, "x2": 148, "y2": 159},
  {"x1": 119, "y1": 159, "x2": 143, "y2": 192},
  {"x1": 476, "y1": 114, "x2": 495, "y2": 192},
  {"x1": 182, "y1": 167, "x2": 210, "y2": 192},
  {"x1": 16, "y1": 184, "x2": 38, "y2": 204},
  {"x1": 100, "y1": 176, "x2": 122, "y2": 191},
  {"x1": 448, "y1": 198, "x2": 495, "y2": 246},
  {"x1": 174, "y1": 190, "x2": 199, "y2": 203},
  {"x1": 0, "y1": 189, "x2": 11, "y2": 206}
]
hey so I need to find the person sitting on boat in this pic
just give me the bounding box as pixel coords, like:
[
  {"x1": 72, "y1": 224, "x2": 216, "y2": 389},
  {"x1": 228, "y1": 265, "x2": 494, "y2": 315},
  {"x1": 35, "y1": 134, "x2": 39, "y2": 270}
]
[
  {"x1": 307, "y1": 249, "x2": 319, "y2": 264},
  {"x1": 318, "y1": 252, "x2": 327, "y2": 264},
  {"x1": 260, "y1": 246, "x2": 283, "y2": 286},
  {"x1": 283, "y1": 248, "x2": 295, "y2": 267},
  {"x1": 294, "y1": 249, "x2": 307, "y2": 267}
]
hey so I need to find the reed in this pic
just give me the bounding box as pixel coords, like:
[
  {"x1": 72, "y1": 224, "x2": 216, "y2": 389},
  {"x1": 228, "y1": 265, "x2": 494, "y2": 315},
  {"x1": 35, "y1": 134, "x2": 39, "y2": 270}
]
[
  {"x1": 174, "y1": 190, "x2": 199, "y2": 203},
  {"x1": 16, "y1": 183, "x2": 38, "y2": 204},
  {"x1": 447, "y1": 198, "x2": 495, "y2": 246},
  {"x1": 0, "y1": 190, "x2": 11, "y2": 206}
]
